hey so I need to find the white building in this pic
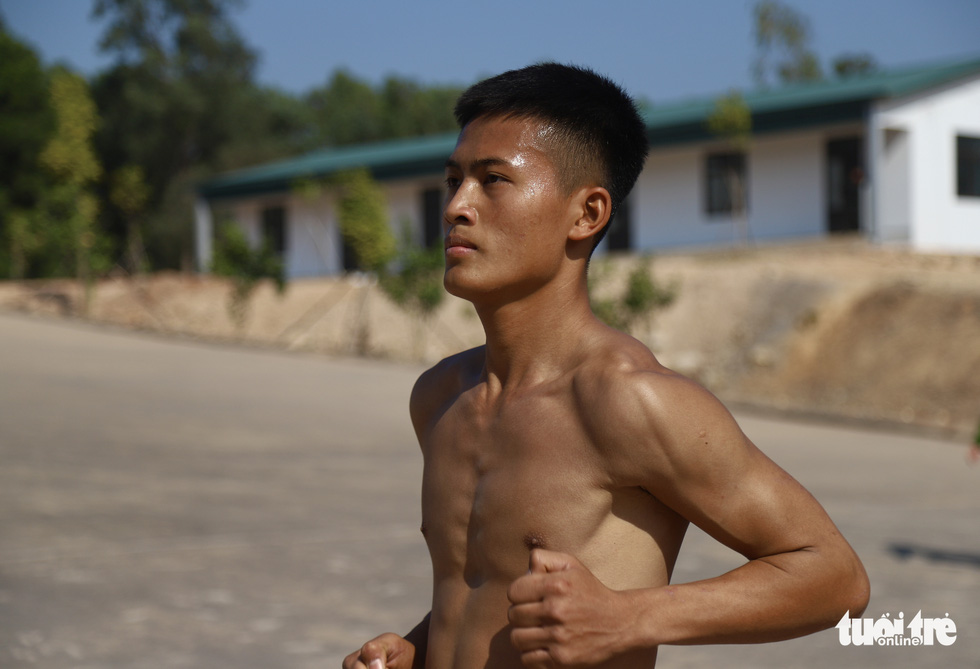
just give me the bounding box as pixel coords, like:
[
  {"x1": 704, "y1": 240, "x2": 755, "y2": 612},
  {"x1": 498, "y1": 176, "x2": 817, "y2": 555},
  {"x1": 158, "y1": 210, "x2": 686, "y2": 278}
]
[{"x1": 196, "y1": 56, "x2": 980, "y2": 278}]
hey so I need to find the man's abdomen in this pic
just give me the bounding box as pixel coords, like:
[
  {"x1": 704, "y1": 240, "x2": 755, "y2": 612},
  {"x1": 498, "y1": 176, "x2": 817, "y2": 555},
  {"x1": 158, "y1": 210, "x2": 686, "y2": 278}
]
[{"x1": 427, "y1": 580, "x2": 518, "y2": 669}]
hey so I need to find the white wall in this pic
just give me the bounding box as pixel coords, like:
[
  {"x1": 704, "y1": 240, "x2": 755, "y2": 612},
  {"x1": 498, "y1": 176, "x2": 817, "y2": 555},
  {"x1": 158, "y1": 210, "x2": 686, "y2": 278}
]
[
  {"x1": 872, "y1": 73, "x2": 980, "y2": 253},
  {"x1": 193, "y1": 198, "x2": 213, "y2": 272},
  {"x1": 231, "y1": 201, "x2": 261, "y2": 246},
  {"x1": 632, "y1": 130, "x2": 829, "y2": 251},
  {"x1": 209, "y1": 118, "x2": 926, "y2": 276},
  {"x1": 221, "y1": 175, "x2": 442, "y2": 279},
  {"x1": 875, "y1": 128, "x2": 911, "y2": 243},
  {"x1": 386, "y1": 179, "x2": 443, "y2": 246},
  {"x1": 229, "y1": 195, "x2": 338, "y2": 279},
  {"x1": 287, "y1": 194, "x2": 341, "y2": 278},
  {"x1": 749, "y1": 132, "x2": 826, "y2": 239}
]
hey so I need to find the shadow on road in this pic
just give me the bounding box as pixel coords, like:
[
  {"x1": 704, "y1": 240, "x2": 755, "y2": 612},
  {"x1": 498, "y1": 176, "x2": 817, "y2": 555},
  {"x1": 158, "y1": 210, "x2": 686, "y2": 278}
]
[{"x1": 888, "y1": 542, "x2": 980, "y2": 569}]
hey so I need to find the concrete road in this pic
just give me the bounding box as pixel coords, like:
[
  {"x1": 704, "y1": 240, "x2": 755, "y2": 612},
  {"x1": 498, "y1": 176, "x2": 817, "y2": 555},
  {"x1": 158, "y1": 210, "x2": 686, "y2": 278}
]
[{"x1": 0, "y1": 312, "x2": 976, "y2": 669}]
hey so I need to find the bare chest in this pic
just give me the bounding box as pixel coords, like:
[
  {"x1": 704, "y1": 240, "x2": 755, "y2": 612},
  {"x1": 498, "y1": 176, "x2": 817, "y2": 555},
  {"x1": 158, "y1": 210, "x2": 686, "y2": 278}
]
[{"x1": 421, "y1": 391, "x2": 612, "y2": 583}]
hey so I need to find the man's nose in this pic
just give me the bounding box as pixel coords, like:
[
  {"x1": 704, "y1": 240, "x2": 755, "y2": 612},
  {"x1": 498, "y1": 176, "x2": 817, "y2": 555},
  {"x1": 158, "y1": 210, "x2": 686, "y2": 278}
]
[{"x1": 444, "y1": 182, "x2": 475, "y2": 227}]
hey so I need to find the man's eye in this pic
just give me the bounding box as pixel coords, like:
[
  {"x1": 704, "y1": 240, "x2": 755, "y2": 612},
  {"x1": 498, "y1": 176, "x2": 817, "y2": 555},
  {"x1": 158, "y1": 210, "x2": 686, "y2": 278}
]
[
  {"x1": 485, "y1": 174, "x2": 504, "y2": 184},
  {"x1": 445, "y1": 177, "x2": 460, "y2": 189}
]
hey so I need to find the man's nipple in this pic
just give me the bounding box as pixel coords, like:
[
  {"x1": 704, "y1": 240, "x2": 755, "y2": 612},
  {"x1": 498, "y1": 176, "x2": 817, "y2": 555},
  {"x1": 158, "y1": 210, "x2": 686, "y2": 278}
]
[{"x1": 523, "y1": 532, "x2": 546, "y2": 551}]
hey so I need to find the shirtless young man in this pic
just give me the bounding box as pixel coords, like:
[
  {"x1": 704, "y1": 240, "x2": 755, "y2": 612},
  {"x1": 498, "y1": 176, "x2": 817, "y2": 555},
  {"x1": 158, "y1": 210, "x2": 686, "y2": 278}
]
[{"x1": 344, "y1": 63, "x2": 869, "y2": 669}]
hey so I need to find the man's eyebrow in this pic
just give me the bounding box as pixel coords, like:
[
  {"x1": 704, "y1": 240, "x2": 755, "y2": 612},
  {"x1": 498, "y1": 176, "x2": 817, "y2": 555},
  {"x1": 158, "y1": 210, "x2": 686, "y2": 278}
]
[{"x1": 444, "y1": 157, "x2": 511, "y2": 171}]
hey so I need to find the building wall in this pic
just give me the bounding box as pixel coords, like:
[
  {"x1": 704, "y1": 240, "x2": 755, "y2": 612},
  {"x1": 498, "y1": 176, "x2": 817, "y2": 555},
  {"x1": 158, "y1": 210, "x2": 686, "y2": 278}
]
[
  {"x1": 205, "y1": 121, "x2": 924, "y2": 276},
  {"x1": 631, "y1": 130, "x2": 829, "y2": 251},
  {"x1": 386, "y1": 178, "x2": 445, "y2": 247},
  {"x1": 874, "y1": 128, "x2": 911, "y2": 243},
  {"x1": 230, "y1": 201, "x2": 261, "y2": 246},
  {"x1": 287, "y1": 194, "x2": 342, "y2": 278},
  {"x1": 225, "y1": 175, "x2": 443, "y2": 279},
  {"x1": 228, "y1": 194, "x2": 338, "y2": 279},
  {"x1": 872, "y1": 73, "x2": 980, "y2": 253}
]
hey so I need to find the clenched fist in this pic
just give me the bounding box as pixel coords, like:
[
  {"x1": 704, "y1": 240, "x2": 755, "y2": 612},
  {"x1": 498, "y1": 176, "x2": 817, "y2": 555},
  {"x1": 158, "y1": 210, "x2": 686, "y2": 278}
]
[
  {"x1": 507, "y1": 549, "x2": 637, "y2": 668},
  {"x1": 342, "y1": 633, "x2": 416, "y2": 669}
]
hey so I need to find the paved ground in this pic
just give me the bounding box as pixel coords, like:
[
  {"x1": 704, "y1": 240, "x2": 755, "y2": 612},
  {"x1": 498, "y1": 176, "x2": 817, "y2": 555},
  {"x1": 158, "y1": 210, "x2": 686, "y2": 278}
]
[{"x1": 0, "y1": 312, "x2": 977, "y2": 669}]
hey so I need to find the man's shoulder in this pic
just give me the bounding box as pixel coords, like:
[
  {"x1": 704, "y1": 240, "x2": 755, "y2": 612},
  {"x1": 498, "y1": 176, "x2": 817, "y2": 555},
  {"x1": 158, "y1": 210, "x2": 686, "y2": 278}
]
[
  {"x1": 572, "y1": 334, "x2": 730, "y2": 459},
  {"x1": 409, "y1": 346, "x2": 485, "y2": 429},
  {"x1": 572, "y1": 334, "x2": 699, "y2": 408},
  {"x1": 416, "y1": 345, "x2": 485, "y2": 391}
]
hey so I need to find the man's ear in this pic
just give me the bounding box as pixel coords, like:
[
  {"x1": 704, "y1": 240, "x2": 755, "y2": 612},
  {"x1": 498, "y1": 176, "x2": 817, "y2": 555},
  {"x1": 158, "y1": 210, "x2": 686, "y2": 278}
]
[{"x1": 567, "y1": 187, "x2": 612, "y2": 242}]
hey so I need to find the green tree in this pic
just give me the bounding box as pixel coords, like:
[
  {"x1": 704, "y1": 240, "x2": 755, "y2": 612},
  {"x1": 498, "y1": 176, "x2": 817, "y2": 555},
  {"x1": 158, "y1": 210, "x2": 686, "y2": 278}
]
[
  {"x1": 90, "y1": 0, "x2": 262, "y2": 270},
  {"x1": 378, "y1": 222, "x2": 446, "y2": 359},
  {"x1": 708, "y1": 91, "x2": 752, "y2": 148},
  {"x1": 336, "y1": 168, "x2": 396, "y2": 273},
  {"x1": 0, "y1": 21, "x2": 54, "y2": 277},
  {"x1": 752, "y1": 0, "x2": 823, "y2": 87},
  {"x1": 32, "y1": 68, "x2": 107, "y2": 307},
  {"x1": 331, "y1": 168, "x2": 395, "y2": 355},
  {"x1": 379, "y1": 247, "x2": 444, "y2": 317},
  {"x1": 707, "y1": 91, "x2": 753, "y2": 244},
  {"x1": 832, "y1": 53, "x2": 878, "y2": 78},
  {"x1": 210, "y1": 221, "x2": 284, "y2": 328},
  {"x1": 215, "y1": 85, "x2": 317, "y2": 168},
  {"x1": 589, "y1": 257, "x2": 676, "y2": 337},
  {"x1": 41, "y1": 70, "x2": 102, "y2": 185},
  {"x1": 308, "y1": 70, "x2": 384, "y2": 147},
  {"x1": 109, "y1": 164, "x2": 150, "y2": 273},
  {"x1": 378, "y1": 75, "x2": 461, "y2": 140},
  {"x1": 307, "y1": 70, "x2": 462, "y2": 147}
]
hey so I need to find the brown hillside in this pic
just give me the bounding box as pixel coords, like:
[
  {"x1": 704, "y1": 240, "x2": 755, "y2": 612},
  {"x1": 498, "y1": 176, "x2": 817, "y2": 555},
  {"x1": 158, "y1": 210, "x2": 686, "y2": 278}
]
[{"x1": 1, "y1": 239, "x2": 977, "y2": 439}]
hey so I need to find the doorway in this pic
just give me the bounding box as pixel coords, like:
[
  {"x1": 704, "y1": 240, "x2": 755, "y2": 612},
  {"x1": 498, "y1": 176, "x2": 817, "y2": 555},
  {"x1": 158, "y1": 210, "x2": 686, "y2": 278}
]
[{"x1": 826, "y1": 137, "x2": 863, "y2": 233}]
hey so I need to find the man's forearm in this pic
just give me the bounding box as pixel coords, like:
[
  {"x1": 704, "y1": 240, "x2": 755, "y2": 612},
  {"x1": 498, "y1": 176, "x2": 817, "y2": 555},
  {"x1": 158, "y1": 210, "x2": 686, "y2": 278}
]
[
  {"x1": 404, "y1": 612, "x2": 430, "y2": 669},
  {"x1": 628, "y1": 546, "x2": 869, "y2": 647}
]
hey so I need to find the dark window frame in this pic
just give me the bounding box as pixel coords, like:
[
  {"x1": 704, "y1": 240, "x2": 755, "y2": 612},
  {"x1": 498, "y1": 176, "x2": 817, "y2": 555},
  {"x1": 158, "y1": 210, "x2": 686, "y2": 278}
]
[
  {"x1": 957, "y1": 135, "x2": 980, "y2": 198},
  {"x1": 704, "y1": 151, "x2": 748, "y2": 217},
  {"x1": 605, "y1": 198, "x2": 632, "y2": 251},
  {"x1": 261, "y1": 205, "x2": 287, "y2": 256},
  {"x1": 421, "y1": 187, "x2": 444, "y2": 248}
]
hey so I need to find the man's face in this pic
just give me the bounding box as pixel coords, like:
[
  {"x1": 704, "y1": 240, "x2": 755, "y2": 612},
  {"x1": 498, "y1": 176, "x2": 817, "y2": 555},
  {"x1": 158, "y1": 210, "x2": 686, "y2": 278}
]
[{"x1": 442, "y1": 115, "x2": 579, "y2": 303}]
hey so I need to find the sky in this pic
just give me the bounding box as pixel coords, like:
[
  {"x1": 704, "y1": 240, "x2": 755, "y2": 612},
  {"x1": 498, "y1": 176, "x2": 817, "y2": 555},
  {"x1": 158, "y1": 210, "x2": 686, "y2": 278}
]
[{"x1": 2, "y1": 0, "x2": 979, "y2": 105}]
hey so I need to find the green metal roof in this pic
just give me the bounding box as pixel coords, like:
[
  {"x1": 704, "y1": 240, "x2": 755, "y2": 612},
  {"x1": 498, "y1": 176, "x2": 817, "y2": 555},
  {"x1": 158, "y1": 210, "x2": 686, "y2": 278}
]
[
  {"x1": 642, "y1": 54, "x2": 980, "y2": 145},
  {"x1": 199, "y1": 132, "x2": 458, "y2": 199},
  {"x1": 200, "y1": 55, "x2": 980, "y2": 200}
]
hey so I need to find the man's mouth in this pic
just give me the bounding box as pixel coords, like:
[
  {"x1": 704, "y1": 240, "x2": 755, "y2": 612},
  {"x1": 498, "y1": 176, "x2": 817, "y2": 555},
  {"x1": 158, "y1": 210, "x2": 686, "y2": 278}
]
[{"x1": 445, "y1": 234, "x2": 476, "y2": 252}]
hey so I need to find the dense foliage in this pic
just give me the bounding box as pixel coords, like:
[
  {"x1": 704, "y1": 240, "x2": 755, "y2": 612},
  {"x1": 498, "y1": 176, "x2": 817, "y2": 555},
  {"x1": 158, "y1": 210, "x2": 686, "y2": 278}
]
[
  {"x1": 336, "y1": 168, "x2": 396, "y2": 273},
  {"x1": 211, "y1": 221, "x2": 284, "y2": 326},
  {"x1": 0, "y1": 0, "x2": 875, "y2": 281},
  {"x1": 0, "y1": 1, "x2": 462, "y2": 279},
  {"x1": 590, "y1": 257, "x2": 676, "y2": 335},
  {"x1": 379, "y1": 243, "x2": 445, "y2": 319}
]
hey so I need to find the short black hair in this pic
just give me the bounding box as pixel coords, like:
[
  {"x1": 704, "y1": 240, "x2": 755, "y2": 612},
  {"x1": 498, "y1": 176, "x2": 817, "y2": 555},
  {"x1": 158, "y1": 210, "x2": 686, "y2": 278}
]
[{"x1": 454, "y1": 62, "x2": 648, "y2": 248}]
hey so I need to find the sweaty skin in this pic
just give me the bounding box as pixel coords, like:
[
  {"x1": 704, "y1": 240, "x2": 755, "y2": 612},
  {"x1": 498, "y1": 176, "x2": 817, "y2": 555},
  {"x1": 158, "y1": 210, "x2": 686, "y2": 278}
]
[
  {"x1": 413, "y1": 341, "x2": 687, "y2": 668},
  {"x1": 344, "y1": 116, "x2": 869, "y2": 669}
]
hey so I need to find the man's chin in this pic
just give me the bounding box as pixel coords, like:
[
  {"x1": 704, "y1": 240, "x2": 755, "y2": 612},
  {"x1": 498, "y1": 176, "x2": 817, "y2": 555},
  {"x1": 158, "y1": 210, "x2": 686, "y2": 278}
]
[
  {"x1": 443, "y1": 272, "x2": 491, "y2": 302},
  {"x1": 443, "y1": 278, "x2": 475, "y2": 301}
]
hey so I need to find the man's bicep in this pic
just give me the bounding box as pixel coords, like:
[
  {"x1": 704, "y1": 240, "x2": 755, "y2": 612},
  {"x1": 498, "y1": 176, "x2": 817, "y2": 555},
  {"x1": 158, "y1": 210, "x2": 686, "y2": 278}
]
[
  {"x1": 624, "y1": 377, "x2": 837, "y2": 560},
  {"x1": 664, "y1": 441, "x2": 834, "y2": 560}
]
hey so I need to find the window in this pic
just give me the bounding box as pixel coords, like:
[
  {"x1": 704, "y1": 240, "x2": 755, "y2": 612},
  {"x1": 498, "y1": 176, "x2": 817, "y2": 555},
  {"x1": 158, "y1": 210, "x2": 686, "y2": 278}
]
[
  {"x1": 705, "y1": 152, "x2": 748, "y2": 216},
  {"x1": 957, "y1": 135, "x2": 980, "y2": 197},
  {"x1": 605, "y1": 199, "x2": 632, "y2": 251},
  {"x1": 421, "y1": 188, "x2": 443, "y2": 248},
  {"x1": 261, "y1": 205, "x2": 286, "y2": 256}
]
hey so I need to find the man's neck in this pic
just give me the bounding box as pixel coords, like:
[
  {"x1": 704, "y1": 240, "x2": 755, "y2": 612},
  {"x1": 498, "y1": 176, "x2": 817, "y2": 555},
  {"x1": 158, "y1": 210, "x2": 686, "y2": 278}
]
[{"x1": 473, "y1": 274, "x2": 598, "y2": 392}]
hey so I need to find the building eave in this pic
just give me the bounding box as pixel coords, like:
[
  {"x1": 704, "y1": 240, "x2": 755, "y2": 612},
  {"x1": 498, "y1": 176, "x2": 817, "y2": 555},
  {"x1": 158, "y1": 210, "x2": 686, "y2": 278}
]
[{"x1": 198, "y1": 54, "x2": 980, "y2": 201}]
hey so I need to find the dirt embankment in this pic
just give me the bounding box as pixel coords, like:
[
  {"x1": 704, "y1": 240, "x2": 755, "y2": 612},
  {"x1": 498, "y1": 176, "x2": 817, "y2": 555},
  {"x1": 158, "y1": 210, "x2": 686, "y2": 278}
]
[{"x1": 2, "y1": 239, "x2": 978, "y2": 440}]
